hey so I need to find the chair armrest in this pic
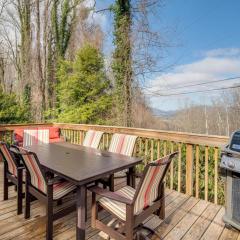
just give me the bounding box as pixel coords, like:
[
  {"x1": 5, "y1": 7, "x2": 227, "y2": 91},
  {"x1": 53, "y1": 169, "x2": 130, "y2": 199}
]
[{"x1": 88, "y1": 186, "x2": 133, "y2": 205}]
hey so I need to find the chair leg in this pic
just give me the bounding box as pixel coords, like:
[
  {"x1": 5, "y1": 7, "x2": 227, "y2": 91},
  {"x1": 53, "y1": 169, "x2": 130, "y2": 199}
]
[
  {"x1": 126, "y1": 205, "x2": 134, "y2": 240},
  {"x1": 3, "y1": 168, "x2": 8, "y2": 201},
  {"x1": 159, "y1": 185, "x2": 165, "y2": 219},
  {"x1": 46, "y1": 186, "x2": 53, "y2": 240},
  {"x1": 25, "y1": 182, "x2": 30, "y2": 219},
  {"x1": 17, "y1": 171, "x2": 23, "y2": 215},
  {"x1": 91, "y1": 192, "x2": 97, "y2": 228},
  {"x1": 85, "y1": 188, "x2": 88, "y2": 221}
]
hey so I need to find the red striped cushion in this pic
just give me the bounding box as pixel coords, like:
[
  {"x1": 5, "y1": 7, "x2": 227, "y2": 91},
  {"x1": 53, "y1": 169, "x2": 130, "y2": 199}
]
[
  {"x1": 53, "y1": 181, "x2": 76, "y2": 200},
  {"x1": 83, "y1": 130, "x2": 103, "y2": 149},
  {"x1": 0, "y1": 144, "x2": 17, "y2": 176},
  {"x1": 108, "y1": 134, "x2": 137, "y2": 156},
  {"x1": 134, "y1": 159, "x2": 166, "y2": 214},
  {"x1": 19, "y1": 147, "x2": 47, "y2": 193},
  {"x1": 99, "y1": 186, "x2": 135, "y2": 221}
]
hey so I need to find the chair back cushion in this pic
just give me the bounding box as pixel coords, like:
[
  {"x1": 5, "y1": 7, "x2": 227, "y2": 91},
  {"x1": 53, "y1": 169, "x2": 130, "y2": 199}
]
[
  {"x1": 23, "y1": 129, "x2": 49, "y2": 147},
  {"x1": 83, "y1": 130, "x2": 103, "y2": 149},
  {"x1": 37, "y1": 129, "x2": 49, "y2": 144},
  {"x1": 0, "y1": 143, "x2": 17, "y2": 176},
  {"x1": 108, "y1": 134, "x2": 137, "y2": 156},
  {"x1": 19, "y1": 147, "x2": 47, "y2": 193},
  {"x1": 23, "y1": 129, "x2": 38, "y2": 147},
  {"x1": 14, "y1": 127, "x2": 60, "y2": 146},
  {"x1": 134, "y1": 154, "x2": 174, "y2": 215}
]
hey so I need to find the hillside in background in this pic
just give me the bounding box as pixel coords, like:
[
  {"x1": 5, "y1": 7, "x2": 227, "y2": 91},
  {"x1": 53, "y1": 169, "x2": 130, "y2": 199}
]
[{"x1": 148, "y1": 93, "x2": 240, "y2": 136}]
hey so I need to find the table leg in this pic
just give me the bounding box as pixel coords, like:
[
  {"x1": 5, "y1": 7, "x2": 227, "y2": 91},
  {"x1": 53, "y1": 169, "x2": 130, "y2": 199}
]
[{"x1": 76, "y1": 185, "x2": 86, "y2": 240}]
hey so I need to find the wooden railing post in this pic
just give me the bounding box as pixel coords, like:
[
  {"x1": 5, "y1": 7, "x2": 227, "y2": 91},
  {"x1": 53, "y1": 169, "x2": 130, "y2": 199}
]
[{"x1": 186, "y1": 144, "x2": 194, "y2": 195}]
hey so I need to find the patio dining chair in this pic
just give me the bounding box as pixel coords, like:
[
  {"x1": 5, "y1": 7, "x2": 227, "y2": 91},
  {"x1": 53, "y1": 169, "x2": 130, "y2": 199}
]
[
  {"x1": 15, "y1": 146, "x2": 77, "y2": 240},
  {"x1": 23, "y1": 129, "x2": 49, "y2": 147},
  {"x1": 89, "y1": 152, "x2": 178, "y2": 240},
  {"x1": 0, "y1": 142, "x2": 25, "y2": 214},
  {"x1": 100, "y1": 133, "x2": 138, "y2": 191},
  {"x1": 83, "y1": 130, "x2": 104, "y2": 149}
]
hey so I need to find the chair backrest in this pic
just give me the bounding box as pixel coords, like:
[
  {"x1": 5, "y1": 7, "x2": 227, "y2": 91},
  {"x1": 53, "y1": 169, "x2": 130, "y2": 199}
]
[
  {"x1": 133, "y1": 152, "x2": 178, "y2": 215},
  {"x1": 38, "y1": 129, "x2": 49, "y2": 144},
  {"x1": 23, "y1": 129, "x2": 38, "y2": 147},
  {"x1": 23, "y1": 129, "x2": 49, "y2": 147},
  {"x1": 108, "y1": 134, "x2": 137, "y2": 156},
  {"x1": 0, "y1": 142, "x2": 18, "y2": 176},
  {"x1": 83, "y1": 130, "x2": 103, "y2": 149},
  {"x1": 18, "y1": 147, "x2": 47, "y2": 193}
]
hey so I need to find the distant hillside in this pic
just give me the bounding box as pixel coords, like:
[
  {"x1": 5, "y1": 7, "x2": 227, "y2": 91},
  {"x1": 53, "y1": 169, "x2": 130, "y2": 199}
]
[{"x1": 151, "y1": 108, "x2": 177, "y2": 118}]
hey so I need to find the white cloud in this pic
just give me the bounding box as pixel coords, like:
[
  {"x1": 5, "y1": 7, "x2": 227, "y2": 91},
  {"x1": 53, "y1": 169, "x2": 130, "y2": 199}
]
[
  {"x1": 82, "y1": 0, "x2": 107, "y2": 29},
  {"x1": 145, "y1": 48, "x2": 240, "y2": 110},
  {"x1": 148, "y1": 48, "x2": 240, "y2": 91},
  {"x1": 204, "y1": 48, "x2": 240, "y2": 58}
]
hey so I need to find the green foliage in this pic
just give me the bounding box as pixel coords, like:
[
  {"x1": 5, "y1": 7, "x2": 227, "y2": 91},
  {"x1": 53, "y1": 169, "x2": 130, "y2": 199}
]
[
  {"x1": 51, "y1": 0, "x2": 80, "y2": 58},
  {"x1": 0, "y1": 88, "x2": 30, "y2": 123},
  {"x1": 55, "y1": 44, "x2": 112, "y2": 124},
  {"x1": 112, "y1": 0, "x2": 133, "y2": 126}
]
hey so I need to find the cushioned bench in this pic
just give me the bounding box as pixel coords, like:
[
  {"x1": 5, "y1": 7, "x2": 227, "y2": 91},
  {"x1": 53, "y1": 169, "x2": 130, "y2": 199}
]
[{"x1": 13, "y1": 127, "x2": 63, "y2": 146}]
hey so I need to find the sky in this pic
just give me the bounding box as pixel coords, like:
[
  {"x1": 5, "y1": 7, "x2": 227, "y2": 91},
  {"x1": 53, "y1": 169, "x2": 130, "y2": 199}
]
[{"x1": 93, "y1": 0, "x2": 240, "y2": 111}]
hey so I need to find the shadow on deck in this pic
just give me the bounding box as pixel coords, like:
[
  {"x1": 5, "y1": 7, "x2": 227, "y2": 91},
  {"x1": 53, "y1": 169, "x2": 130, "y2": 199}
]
[{"x1": 0, "y1": 163, "x2": 238, "y2": 240}]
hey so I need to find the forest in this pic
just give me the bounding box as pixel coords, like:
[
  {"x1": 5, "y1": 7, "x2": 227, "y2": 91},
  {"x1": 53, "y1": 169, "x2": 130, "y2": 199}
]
[
  {"x1": 0, "y1": 0, "x2": 239, "y2": 136},
  {"x1": 0, "y1": 0, "x2": 160, "y2": 126}
]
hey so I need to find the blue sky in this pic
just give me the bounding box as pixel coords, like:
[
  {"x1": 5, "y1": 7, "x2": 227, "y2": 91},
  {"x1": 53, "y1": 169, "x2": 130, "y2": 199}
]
[{"x1": 93, "y1": 0, "x2": 240, "y2": 111}]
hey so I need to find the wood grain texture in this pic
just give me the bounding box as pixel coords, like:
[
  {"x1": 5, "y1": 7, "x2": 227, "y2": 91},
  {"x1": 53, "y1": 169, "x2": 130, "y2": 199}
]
[{"x1": 0, "y1": 162, "x2": 237, "y2": 240}]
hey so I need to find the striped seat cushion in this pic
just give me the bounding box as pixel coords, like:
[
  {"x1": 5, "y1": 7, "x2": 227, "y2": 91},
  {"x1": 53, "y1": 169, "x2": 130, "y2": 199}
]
[
  {"x1": 83, "y1": 130, "x2": 103, "y2": 149},
  {"x1": 0, "y1": 143, "x2": 17, "y2": 176},
  {"x1": 53, "y1": 181, "x2": 76, "y2": 200},
  {"x1": 109, "y1": 134, "x2": 137, "y2": 156},
  {"x1": 99, "y1": 186, "x2": 135, "y2": 221}
]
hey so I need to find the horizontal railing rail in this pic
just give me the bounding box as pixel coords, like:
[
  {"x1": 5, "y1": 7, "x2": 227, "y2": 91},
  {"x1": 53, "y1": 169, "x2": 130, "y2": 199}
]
[{"x1": 0, "y1": 123, "x2": 229, "y2": 205}]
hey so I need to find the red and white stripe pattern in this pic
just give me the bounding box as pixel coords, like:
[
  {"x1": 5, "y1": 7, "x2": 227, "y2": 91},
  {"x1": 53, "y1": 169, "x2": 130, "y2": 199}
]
[
  {"x1": 19, "y1": 147, "x2": 47, "y2": 193},
  {"x1": 23, "y1": 129, "x2": 49, "y2": 147},
  {"x1": 108, "y1": 134, "x2": 137, "y2": 156},
  {"x1": 83, "y1": 130, "x2": 103, "y2": 149},
  {"x1": 53, "y1": 181, "x2": 76, "y2": 200},
  {"x1": 99, "y1": 186, "x2": 135, "y2": 221},
  {"x1": 19, "y1": 147, "x2": 76, "y2": 198},
  {"x1": 134, "y1": 159, "x2": 166, "y2": 214},
  {"x1": 0, "y1": 143, "x2": 17, "y2": 176}
]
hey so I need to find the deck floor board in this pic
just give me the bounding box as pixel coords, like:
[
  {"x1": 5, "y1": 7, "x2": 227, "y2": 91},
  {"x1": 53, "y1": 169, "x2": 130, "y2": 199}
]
[{"x1": 0, "y1": 163, "x2": 239, "y2": 240}]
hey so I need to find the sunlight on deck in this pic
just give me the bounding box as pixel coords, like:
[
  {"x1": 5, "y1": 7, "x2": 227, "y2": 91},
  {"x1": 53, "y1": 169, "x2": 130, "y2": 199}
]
[{"x1": 0, "y1": 163, "x2": 238, "y2": 240}]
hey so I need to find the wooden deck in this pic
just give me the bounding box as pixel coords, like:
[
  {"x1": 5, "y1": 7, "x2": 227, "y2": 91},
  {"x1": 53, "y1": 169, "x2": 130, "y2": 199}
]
[{"x1": 0, "y1": 163, "x2": 239, "y2": 240}]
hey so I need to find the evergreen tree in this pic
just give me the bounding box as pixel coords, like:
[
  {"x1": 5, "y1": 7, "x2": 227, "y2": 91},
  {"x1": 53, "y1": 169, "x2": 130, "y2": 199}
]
[
  {"x1": 56, "y1": 45, "x2": 112, "y2": 123},
  {"x1": 0, "y1": 88, "x2": 30, "y2": 123}
]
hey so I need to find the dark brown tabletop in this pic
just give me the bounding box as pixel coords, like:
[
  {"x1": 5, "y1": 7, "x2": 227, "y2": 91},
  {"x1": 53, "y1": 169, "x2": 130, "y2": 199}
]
[{"x1": 25, "y1": 142, "x2": 142, "y2": 185}]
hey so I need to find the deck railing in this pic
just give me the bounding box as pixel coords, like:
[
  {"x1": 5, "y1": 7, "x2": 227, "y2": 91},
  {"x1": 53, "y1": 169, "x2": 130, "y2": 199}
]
[{"x1": 0, "y1": 123, "x2": 229, "y2": 205}]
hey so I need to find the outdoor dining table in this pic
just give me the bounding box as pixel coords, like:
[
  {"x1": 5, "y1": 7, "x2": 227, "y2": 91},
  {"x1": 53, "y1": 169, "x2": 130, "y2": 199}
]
[{"x1": 25, "y1": 141, "x2": 142, "y2": 240}]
